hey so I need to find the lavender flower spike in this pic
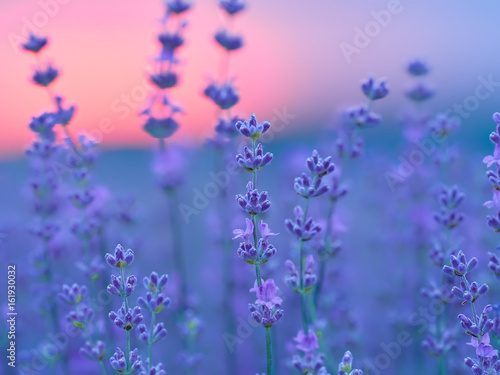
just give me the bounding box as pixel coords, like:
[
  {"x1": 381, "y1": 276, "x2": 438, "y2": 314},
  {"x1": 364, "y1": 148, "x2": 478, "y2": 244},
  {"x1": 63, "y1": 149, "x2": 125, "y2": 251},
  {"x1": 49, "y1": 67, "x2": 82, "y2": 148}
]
[
  {"x1": 219, "y1": 0, "x2": 246, "y2": 15},
  {"x1": 22, "y1": 32, "x2": 48, "y2": 53},
  {"x1": 110, "y1": 347, "x2": 143, "y2": 373},
  {"x1": 235, "y1": 181, "x2": 271, "y2": 215},
  {"x1": 80, "y1": 341, "x2": 106, "y2": 361},
  {"x1": 235, "y1": 113, "x2": 271, "y2": 139},
  {"x1": 361, "y1": 76, "x2": 389, "y2": 101},
  {"x1": 105, "y1": 244, "x2": 135, "y2": 269},
  {"x1": 285, "y1": 205, "x2": 321, "y2": 241},
  {"x1": 338, "y1": 351, "x2": 363, "y2": 375},
  {"x1": 250, "y1": 279, "x2": 282, "y2": 309}
]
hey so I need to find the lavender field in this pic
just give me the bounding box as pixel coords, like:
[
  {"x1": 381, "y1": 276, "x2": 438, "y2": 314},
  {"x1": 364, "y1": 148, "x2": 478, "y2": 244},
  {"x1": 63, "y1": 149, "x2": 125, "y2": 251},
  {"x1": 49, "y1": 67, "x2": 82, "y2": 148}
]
[{"x1": 3, "y1": 1, "x2": 500, "y2": 374}]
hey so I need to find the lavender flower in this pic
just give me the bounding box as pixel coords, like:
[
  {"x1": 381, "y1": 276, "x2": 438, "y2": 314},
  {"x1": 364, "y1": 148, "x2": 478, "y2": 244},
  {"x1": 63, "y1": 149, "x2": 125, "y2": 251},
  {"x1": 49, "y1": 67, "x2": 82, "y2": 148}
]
[
  {"x1": 55, "y1": 96, "x2": 76, "y2": 126},
  {"x1": 58, "y1": 283, "x2": 88, "y2": 305},
  {"x1": 141, "y1": 363, "x2": 166, "y2": 375},
  {"x1": 105, "y1": 244, "x2": 135, "y2": 269},
  {"x1": 143, "y1": 116, "x2": 180, "y2": 139},
  {"x1": 285, "y1": 255, "x2": 317, "y2": 293},
  {"x1": 443, "y1": 251, "x2": 500, "y2": 373},
  {"x1": 136, "y1": 322, "x2": 168, "y2": 344},
  {"x1": 236, "y1": 143, "x2": 273, "y2": 172},
  {"x1": 407, "y1": 59, "x2": 429, "y2": 76},
  {"x1": 166, "y1": 0, "x2": 191, "y2": 14},
  {"x1": 250, "y1": 279, "x2": 283, "y2": 309},
  {"x1": 66, "y1": 304, "x2": 94, "y2": 329},
  {"x1": 107, "y1": 274, "x2": 138, "y2": 298},
  {"x1": 32, "y1": 63, "x2": 59, "y2": 86},
  {"x1": 248, "y1": 279, "x2": 284, "y2": 328},
  {"x1": 219, "y1": 0, "x2": 246, "y2": 14},
  {"x1": 158, "y1": 31, "x2": 184, "y2": 51},
  {"x1": 110, "y1": 347, "x2": 143, "y2": 373},
  {"x1": 294, "y1": 329, "x2": 319, "y2": 353},
  {"x1": 430, "y1": 113, "x2": 460, "y2": 139},
  {"x1": 285, "y1": 205, "x2": 321, "y2": 241},
  {"x1": 109, "y1": 303, "x2": 143, "y2": 331},
  {"x1": 233, "y1": 114, "x2": 278, "y2": 373},
  {"x1": 361, "y1": 76, "x2": 389, "y2": 101},
  {"x1": 150, "y1": 72, "x2": 178, "y2": 89},
  {"x1": 29, "y1": 112, "x2": 57, "y2": 141},
  {"x1": 345, "y1": 104, "x2": 381, "y2": 128},
  {"x1": 338, "y1": 351, "x2": 363, "y2": 375},
  {"x1": 22, "y1": 33, "x2": 48, "y2": 53},
  {"x1": 235, "y1": 113, "x2": 271, "y2": 139},
  {"x1": 406, "y1": 83, "x2": 434, "y2": 102},
  {"x1": 204, "y1": 81, "x2": 240, "y2": 110},
  {"x1": 234, "y1": 219, "x2": 277, "y2": 264},
  {"x1": 80, "y1": 341, "x2": 106, "y2": 361},
  {"x1": 215, "y1": 29, "x2": 244, "y2": 51},
  {"x1": 235, "y1": 181, "x2": 271, "y2": 215},
  {"x1": 433, "y1": 186, "x2": 465, "y2": 229},
  {"x1": 443, "y1": 250, "x2": 478, "y2": 278},
  {"x1": 292, "y1": 329, "x2": 328, "y2": 374}
]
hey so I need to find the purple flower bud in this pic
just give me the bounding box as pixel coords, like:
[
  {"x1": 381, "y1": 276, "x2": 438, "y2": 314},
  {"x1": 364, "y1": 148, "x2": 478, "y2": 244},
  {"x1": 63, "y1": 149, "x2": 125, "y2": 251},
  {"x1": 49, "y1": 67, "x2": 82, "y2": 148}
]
[
  {"x1": 58, "y1": 283, "x2": 87, "y2": 305},
  {"x1": 204, "y1": 81, "x2": 239, "y2": 110},
  {"x1": 143, "y1": 116, "x2": 180, "y2": 139},
  {"x1": 150, "y1": 72, "x2": 178, "y2": 89},
  {"x1": 361, "y1": 76, "x2": 389, "y2": 101},
  {"x1": 32, "y1": 64, "x2": 59, "y2": 87},
  {"x1": 236, "y1": 143, "x2": 273, "y2": 172},
  {"x1": 235, "y1": 113, "x2": 271, "y2": 140},
  {"x1": 406, "y1": 83, "x2": 434, "y2": 102},
  {"x1": 407, "y1": 60, "x2": 429, "y2": 76},
  {"x1": 285, "y1": 205, "x2": 321, "y2": 241},
  {"x1": 22, "y1": 33, "x2": 48, "y2": 53},
  {"x1": 219, "y1": 0, "x2": 245, "y2": 15},
  {"x1": 345, "y1": 104, "x2": 381, "y2": 128},
  {"x1": 235, "y1": 182, "x2": 271, "y2": 215},
  {"x1": 166, "y1": 0, "x2": 191, "y2": 14},
  {"x1": 80, "y1": 341, "x2": 105, "y2": 361},
  {"x1": 109, "y1": 303, "x2": 143, "y2": 330},
  {"x1": 215, "y1": 29, "x2": 244, "y2": 51}
]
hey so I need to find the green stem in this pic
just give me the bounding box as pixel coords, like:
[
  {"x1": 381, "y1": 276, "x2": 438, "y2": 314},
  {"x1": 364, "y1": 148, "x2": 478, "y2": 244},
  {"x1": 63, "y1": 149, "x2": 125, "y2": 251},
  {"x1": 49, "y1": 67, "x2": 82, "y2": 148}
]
[
  {"x1": 120, "y1": 268, "x2": 130, "y2": 372},
  {"x1": 438, "y1": 356, "x2": 445, "y2": 375},
  {"x1": 251, "y1": 139, "x2": 257, "y2": 188},
  {"x1": 299, "y1": 197, "x2": 311, "y2": 332},
  {"x1": 126, "y1": 330, "x2": 131, "y2": 373},
  {"x1": 461, "y1": 276, "x2": 479, "y2": 326},
  {"x1": 99, "y1": 360, "x2": 108, "y2": 375},
  {"x1": 266, "y1": 327, "x2": 273, "y2": 375},
  {"x1": 120, "y1": 268, "x2": 129, "y2": 310},
  {"x1": 313, "y1": 198, "x2": 336, "y2": 305},
  {"x1": 62, "y1": 125, "x2": 80, "y2": 155},
  {"x1": 255, "y1": 263, "x2": 262, "y2": 287},
  {"x1": 149, "y1": 312, "x2": 156, "y2": 369}
]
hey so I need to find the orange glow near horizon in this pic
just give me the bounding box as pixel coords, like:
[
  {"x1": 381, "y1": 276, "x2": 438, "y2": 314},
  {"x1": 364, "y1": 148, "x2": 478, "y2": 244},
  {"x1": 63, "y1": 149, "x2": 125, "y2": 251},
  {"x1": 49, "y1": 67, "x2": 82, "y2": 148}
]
[
  {"x1": 0, "y1": 0, "x2": 306, "y2": 159},
  {"x1": 2, "y1": 0, "x2": 497, "y2": 159}
]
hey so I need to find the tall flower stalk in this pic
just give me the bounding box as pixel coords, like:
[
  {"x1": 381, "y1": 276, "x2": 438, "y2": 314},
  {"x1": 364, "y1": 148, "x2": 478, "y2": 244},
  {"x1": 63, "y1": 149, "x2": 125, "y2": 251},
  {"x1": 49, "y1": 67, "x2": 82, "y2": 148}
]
[
  {"x1": 204, "y1": 3, "x2": 246, "y2": 370},
  {"x1": 22, "y1": 32, "x2": 77, "y2": 374},
  {"x1": 141, "y1": 2, "x2": 202, "y2": 373},
  {"x1": 314, "y1": 75, "x2": 389, "y2": 311},
  {"x1": 136, "y1": 272, "x2": 170, "y2": 373},
  {"x1": 285, "y1": 150, "x2": 334, "y2": 334},
  {"x1": 105, "y1": 245, "x2": 144, "y2": 375},
  {"x1": 443, "y1": 251, "x2": 499, "y2": 374},
  {"x1": 233, "y1": 114, "x2": 282, "y2": 374}
]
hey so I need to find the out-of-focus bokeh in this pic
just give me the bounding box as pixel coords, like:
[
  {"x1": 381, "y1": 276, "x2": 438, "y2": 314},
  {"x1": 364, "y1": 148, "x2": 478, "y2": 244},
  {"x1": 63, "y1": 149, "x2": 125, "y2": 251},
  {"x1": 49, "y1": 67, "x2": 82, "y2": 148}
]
[{"x1": 2, "y1": 0, "x2": 500, "y2": 158}]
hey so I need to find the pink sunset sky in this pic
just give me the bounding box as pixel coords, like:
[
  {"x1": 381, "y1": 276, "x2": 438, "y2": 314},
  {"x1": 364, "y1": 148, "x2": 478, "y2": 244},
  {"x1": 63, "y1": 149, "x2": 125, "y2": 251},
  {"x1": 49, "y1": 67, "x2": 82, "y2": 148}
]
[{"x1": 1, "y1": 0, "x2": 499, "y2": 159}]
